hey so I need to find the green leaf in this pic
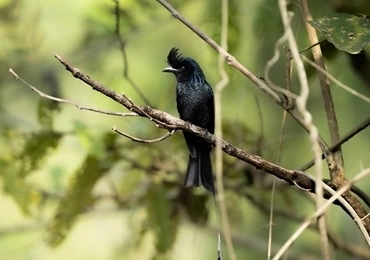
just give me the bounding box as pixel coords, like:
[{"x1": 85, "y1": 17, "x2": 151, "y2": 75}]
[
  {"x1": 16, "y1": 131, "x2": 61, "y2": 177},
  {"x1": 46, "y1": 155, "x2": 104, "y2": 247},
  {"x1": 146, "y1": 184, "x2": 177, "y2": 255},
  {"x1": 46, "y1": 133, "x2": 118, "y2": 247},
  {"x1": 2, "y1": 131, "x2": 61, "y2": 214},
  {"x1": 309, "y1": 13, "x2": 370, "y2": 54},
  {"x1": 2, "y1": 169, "x2": 33, "y2": 214}
]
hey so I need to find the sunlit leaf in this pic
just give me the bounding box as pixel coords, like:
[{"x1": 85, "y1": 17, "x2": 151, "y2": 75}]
[{"x1": 309, "y1": 13, "x2": 370, "y2": 54}]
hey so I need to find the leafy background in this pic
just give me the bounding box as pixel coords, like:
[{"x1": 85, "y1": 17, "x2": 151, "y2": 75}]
[{"x1": 1, "y1": 0, "x2": 370, "y2": 259}]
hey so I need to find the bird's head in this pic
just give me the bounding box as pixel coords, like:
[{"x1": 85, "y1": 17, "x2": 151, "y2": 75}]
[{"x1": 163, "y1": 48, "x2": 204, "y2": 83}]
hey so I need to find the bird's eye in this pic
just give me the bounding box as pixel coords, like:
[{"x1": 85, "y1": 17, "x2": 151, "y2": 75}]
[{"x1": 180, "y1": 66, "x2": 185, "y2": 70}]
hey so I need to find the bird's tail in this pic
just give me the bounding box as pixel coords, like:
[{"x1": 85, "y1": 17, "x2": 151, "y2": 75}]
[{"x1": 184, "y1": 148, "x2": 215, "y2": 194}]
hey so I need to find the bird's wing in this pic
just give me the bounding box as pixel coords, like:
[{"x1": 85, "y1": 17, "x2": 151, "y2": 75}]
[{"x1": 205, "y1": 81, "x2": 215, "y2": 134}]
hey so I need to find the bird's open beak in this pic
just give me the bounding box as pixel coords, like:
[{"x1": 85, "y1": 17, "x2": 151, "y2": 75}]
[{"x1": 162, "y1": 67, "x2": 179, "y2": 73}]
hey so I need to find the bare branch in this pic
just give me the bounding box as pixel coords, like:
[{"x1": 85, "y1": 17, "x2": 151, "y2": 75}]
[
  {"x1": 302, "y1": 56, "x2": 370, "y2": 104},
  {"x1": 113, "y1": 127, "x2": 174, "y2": 143},
  {"x1": 212, "y1": 0, "x2": 235, "y2": 259},
  {"x1": 9, "y1": 68, "x2": 136, "y2": 118},
  {"x1": 53, "y1": 53, "x2": 175, "y2": 130},
  {"x1": 300, "y1": 117, "x2": 370, "y2": 171},
  {"x1": 264, "y1": 31, "x2": 297, "y2": 101}
]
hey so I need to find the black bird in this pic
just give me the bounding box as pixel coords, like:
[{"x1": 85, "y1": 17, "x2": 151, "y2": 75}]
[{"x1": 163, "y1": 48, "x2": 215, "y2": 194}]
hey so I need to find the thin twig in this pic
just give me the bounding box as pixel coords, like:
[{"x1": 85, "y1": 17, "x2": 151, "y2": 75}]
[
  {"x1": 265, "y1": 37, "x2": 293, "y2": 260},
  {"x1": 285, "y1": 47, "x2": 293, "y2": 92},
  {"x1": 268, "y1": 97, "x2": 289, "y2": 260},
  {"x1": 207, "y1": 226, "x2": 318, "y2": 259},
  {"x1": 9, "y1": 68, "x2": 137, "y2": 118},
  {"x1": 264, "y1": 28, "x2": 297, "y2": 101},
  {"x1": 53, "y1": 53, "x2": 174, "y2": 130},
  {"x1": 300, "y1": 117, "x2": 370, "y2": 171},
  {"x1": 302, "y1": 56, "x2": 370, "y2": 104},
  {"x1": 279, "y1": 0, "x2": 329, "y2": 257},
  {"x1": 349, "y1": 183, "x2": 370, "y2": 209},
  {"x1": 113, "y1": 0, "x2": 153, "y2": 106},
  {"x1": 113, "y1": 127, "x2": 174, "y2": 143},
  {"x1": 299, "y1": 39, "x2": 327, "y2": 53},
  {"x1": 213, "y1": 0, "x2": 234, "y2": 259},
  {"x1": 267, "y1": 180, "x2": 277, "y2": 260}
]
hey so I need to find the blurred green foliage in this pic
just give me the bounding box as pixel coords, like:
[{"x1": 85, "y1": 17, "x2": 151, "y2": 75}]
[
  {"x1": 2, "y1": 129, "x2": 61, "y2": 214},
  {"x1": 1, "y1": 0, "x2": 370, "y2": 259},
  {"x1": 46, "y1": 133, "x2": 118, "y2": 247}
]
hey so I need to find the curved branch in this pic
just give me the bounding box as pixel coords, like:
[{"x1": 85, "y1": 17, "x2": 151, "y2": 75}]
[
  {"x1": 9, "y1": 69, "x2": 137, "y2": 118},
  {"x1": 113, "y1": 127, "x2": 174, "y2": 143}
]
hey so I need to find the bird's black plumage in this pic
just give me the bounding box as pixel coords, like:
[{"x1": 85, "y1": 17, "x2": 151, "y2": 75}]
[{"x1": 163, "y1": 48, "x2": 215, "y2": 194}]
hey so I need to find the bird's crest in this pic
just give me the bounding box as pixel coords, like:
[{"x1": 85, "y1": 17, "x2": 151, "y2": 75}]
[{"x1": 166, "y1": 48, "x2": 184, "y2": 69}]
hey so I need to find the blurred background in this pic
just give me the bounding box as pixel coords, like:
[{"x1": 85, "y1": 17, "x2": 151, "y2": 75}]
[{"x1": 1, "y1": 0, "x2": 370, "y2": 259}]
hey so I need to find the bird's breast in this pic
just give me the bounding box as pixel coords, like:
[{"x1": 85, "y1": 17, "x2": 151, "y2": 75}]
[{"x1": 176, "y1": 85, "x2": 211, "y2": 128}]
